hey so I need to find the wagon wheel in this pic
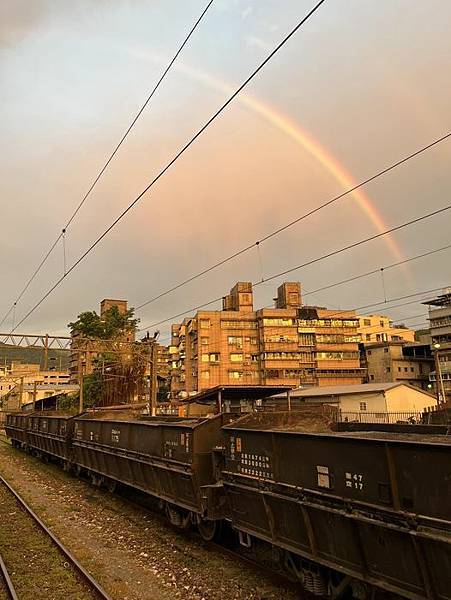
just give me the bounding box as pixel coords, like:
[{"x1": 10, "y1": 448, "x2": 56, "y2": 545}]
[
  {"x1": 106, "y1": 478, "x2": 117, "y2": 493},
  {"x1": 165, "y1": 503, "x2": 191, "y2": 529},
  {"x1": 197, "y1": 517, "x2": 221, "y2": 542}
]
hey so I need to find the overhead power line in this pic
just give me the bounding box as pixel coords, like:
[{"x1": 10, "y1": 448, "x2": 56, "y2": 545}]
[
  {"x1": 139, "y1": 203, "x2": 451, "y2": 330},
  {"x1": 0, "y1": 0, "x2": 214, "y2": 330},
  {"x1": 251, "y1": 204, "x2": 451, "y2": 286},
  {"x1": 141, "y1": 282, "x2": 444, "y2": 333},
  {"x1": 302, "y1": 242, "x2": 451, "y2": 298},
  {"x1": 135, "y1": 130, "x2": 451, "y2": 311},
  {"x1": 10, "y1": 0, "x2": 327, "y2": 333}
]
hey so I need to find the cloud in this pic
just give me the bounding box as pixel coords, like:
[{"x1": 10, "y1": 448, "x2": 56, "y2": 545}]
[
  {"x1": 246, "y1": 35, "x2": 273, "y2": 52},
  {"x1": 0, "y1": 0, "x2": 50, "y2": 46}
]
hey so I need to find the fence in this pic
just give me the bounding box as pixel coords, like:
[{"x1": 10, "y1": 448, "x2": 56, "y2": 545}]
[{"x1": 336, "y1": 411, "x2": 424, "y2": 424}]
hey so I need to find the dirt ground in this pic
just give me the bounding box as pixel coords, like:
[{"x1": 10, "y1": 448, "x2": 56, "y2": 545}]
[{"x1": 0, "y1": 438, "x2": 300, "y2": 600}]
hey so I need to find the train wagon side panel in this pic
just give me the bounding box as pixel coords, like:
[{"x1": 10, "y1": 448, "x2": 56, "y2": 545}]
[
  {"x1": 26, "y1": 414, "x2": 74, "y2": 461},
  {"x1": 72, "y1": 414, "x2": 224, "y2": 513},
  {"x1": 5, "y1": 413, "x2": 29, "y2": 447},
  {"x1": 222, "y1": 423, "x2": 451, "y2": 600}
]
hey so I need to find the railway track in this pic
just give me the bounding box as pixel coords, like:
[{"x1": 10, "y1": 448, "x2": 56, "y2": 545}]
[
  {"x1": 1, "y1": 433, "x2": 303, "y2": 597},
  {"x1": 0, "y1": 551, "x2": 18, "y2": 600},
  {"x1": 0, "y1": 474, "x2": 112, "y2": 600}
]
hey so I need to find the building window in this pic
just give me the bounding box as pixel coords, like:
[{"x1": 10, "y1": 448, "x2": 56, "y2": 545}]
[
  {"x1": 263, "y1": 318, "x2": 295, "y2": 327},
  {"x1": 367, "y1": 350, "x2": 372, "y2": 355},
  {"x1": 228, "y1": 371, "x2": 243, "y2": 379},
  {"x1": 410, "y1": 367, "x2": 414, "y2": 372},
  {"x1": 202, "y1": 353, "x2": 220, "y2": 363},
  {"x1": 369, "y1": 374, "x2": 375, "y2": 380},
  {"x1": 366, "y1": 334, "x2": 371, "y2": 341},
  {"x1": 200, "y1": 319, "x2": 210, "y2": 329},
  {"x1": 380, "y1": 320, "x2": 385, "y2": 327},
  {"x1": 360, "y1": 402, "x2": 367, "y2": 411},
  {"x1": 201, "y1": 371, "x2": 210, "y2": 379},
  {"x1": 384, "y1": 348, "x2": 389, "y2": 353},
  {"x1": 404, "y1": 367, "x2": 408, "y2": 372},
  {"x1": 386, "y1": 367, "x2": 391, "y2": 373},
  {"x1": 363, "y1": 319, "x2": 371, "y2": 326},
  {"x1": 230, "y1": 353, "x2": 243, "y2": 362},
  {"x1": 398, "y1": 367, "x2": 401, "y2": 372},
  {"x1": 201, "y1": 337, "x2": 209, "y2": 345},
  {"x1": 228, "y1": 336, "x2": 243, "y2": 347}
]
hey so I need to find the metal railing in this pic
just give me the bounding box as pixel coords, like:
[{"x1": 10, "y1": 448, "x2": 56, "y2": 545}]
[{"x1": 335, "y1": 411, "x2": 424, "y2": 424}]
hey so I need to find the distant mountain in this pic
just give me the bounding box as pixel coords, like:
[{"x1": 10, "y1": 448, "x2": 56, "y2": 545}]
[{"x1": 0, "y1": 343, "x2": 69, "y2": 371}]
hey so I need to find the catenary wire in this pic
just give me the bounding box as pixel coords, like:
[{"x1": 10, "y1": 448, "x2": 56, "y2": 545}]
[
  {"x1": 141, "y1": 283, "x2": 443, "y2": 333},
  {"x1": 9, "y1": 0, "x2": 327, "y2": 333},
  {"x1": 302, "y1": 242, "x2": 451, "y2": 298},
  {"x1": 251, "y1": 205, "x2": 451, "y2": 287},
  {"x1": 0, "y1": 0, "x2": 214, "y2": 330},
  {"x1": 138, "y1": 201, "x2": 451, "y2": 330},
  {"x1": 134, "y1": 130, "x2": 451, "y2": 311}
]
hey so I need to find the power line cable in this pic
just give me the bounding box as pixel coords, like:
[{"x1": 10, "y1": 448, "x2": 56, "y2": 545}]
[
  {"x1": 251, "y1": 205, "x2": 451, "y2": 288},
  {"x1": 0, "y1": 0, "x2": 214, "y2": 330},
  {"x1": 135, "y1": 130, "x2": 451, "y2": 311},
  {"x1": 142, "y1": 282, "x2": 443, "y2": 333},
  {"x1": 299, "y1": 242, "x2": 451, "y2": 298},
  {"x1": 10, "y1": 0, "x2": 327, "y2": 333},
  {"x1": 139, "y1": 202, "x2": 451, "y2": 330}
]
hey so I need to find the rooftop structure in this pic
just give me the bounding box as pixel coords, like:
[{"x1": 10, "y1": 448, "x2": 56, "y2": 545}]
[
  {"x1": 170, "y1": 282, "x2": 365, "y2": 398},
  {"x1": 357, "y1": 314, "x2": 415, "y2": 345}
]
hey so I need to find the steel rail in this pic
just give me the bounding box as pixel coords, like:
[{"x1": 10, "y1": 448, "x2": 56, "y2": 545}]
[
  {"x1": 0, "y1": 475, "x2": 112, "y2": 600},
  {"x1": 0, "y1": 552, "x2": 18, "y2": 600}
]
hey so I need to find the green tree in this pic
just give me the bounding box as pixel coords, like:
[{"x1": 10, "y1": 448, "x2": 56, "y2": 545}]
[
  {"x1": 68, "y1": 306, "x2": 139, "y2": 340},
  {"x1": 68, "y1": 305, "x2": 142, "y2": 408}
]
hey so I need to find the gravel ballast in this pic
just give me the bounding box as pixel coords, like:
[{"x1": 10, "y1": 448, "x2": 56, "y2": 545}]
[{"x1": 0, "y1": 439, "x2": 301, "y2": 600}]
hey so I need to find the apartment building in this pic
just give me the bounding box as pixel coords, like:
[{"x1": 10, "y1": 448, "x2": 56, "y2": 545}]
[
  {"x1": 170, "y1": 282, "x2": 365, "y2": 397},
  {"x1": 357, "y1": 314, "x2": 415, "y2": 344},
  {"x1": 363, "y1": 341, "x2": 433, "y2": 390},
  {"x1": 423, "y1": 288, "x2": 451, "y2": 400},
  {"x1": 0, "y1": 361, "x2": 70, "y2": 398}
]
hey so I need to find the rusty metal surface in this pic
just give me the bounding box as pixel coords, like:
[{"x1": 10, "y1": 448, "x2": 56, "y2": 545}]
[
  {"x1": 72, "y1": 413, "x2": 226, "y2": 513},
  {"x1": 221, "y1": 418, "x2": 451, "y2": 599},
  {"x1": 5, "y1": 414, "x2": 30, "y2": 447},
  {"x1": 26, "y1": 414, "x2": 75, "y2": 461}
]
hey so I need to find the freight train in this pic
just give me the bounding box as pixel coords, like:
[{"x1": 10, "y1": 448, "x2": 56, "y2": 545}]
[{"x1": 5, "y1": 406, "x2": 451, "y2": 600}]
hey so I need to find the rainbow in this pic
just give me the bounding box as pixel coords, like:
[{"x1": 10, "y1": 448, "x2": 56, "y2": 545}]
[{"x1": 128, "y1": 48, "x2": 405, "y2": 262}]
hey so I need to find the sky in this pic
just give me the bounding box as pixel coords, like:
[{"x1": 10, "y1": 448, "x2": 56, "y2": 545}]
[{"x1": 1, "y1": 0, "x2": 450, "y2": 342}]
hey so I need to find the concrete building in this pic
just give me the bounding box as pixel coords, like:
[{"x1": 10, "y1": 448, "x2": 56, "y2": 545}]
[
  {"x1": 423, "y1": 288, "x2": 451, "y2": 401},
  {"x1": 362, "y1": 341, "x2": 433, "y2": 390},
  {"x1": 0, "y1": 361, "x2": 70, "y2": 399},
  {"x1": 2, "y1": 381, "x2": 78, "y2": 412},
  {"x1": 357, "y1": 314, "x2": 415, "y2": 344},
  {"x1": 288, "y1": 382, "x2": 434, "y2": 421},
  {"x1": 170, "y1": 282, "x2": 365, "y2": 398}
]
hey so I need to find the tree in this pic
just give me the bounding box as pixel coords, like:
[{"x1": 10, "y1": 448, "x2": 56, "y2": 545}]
[
  {"x1": 68, "y1": 306, "x2": 139, "y2": 340},
  {"x1": 68, "y1": 306, "x2": 143, "y2": 407}
]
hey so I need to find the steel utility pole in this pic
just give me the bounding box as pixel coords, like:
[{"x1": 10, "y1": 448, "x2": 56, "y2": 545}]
[
  {"x1": 433, "y1": 343, "x2": 446, "y2": 405},
  {"x1": 151, "y1": 342, "x2": 157, "y2": 416},
  {"x1": 32, "y1": 380, "x2": 37, "y2": 411},
  {"x1": 78, "y1": 352, "x2": 85, "y2": 413}
]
